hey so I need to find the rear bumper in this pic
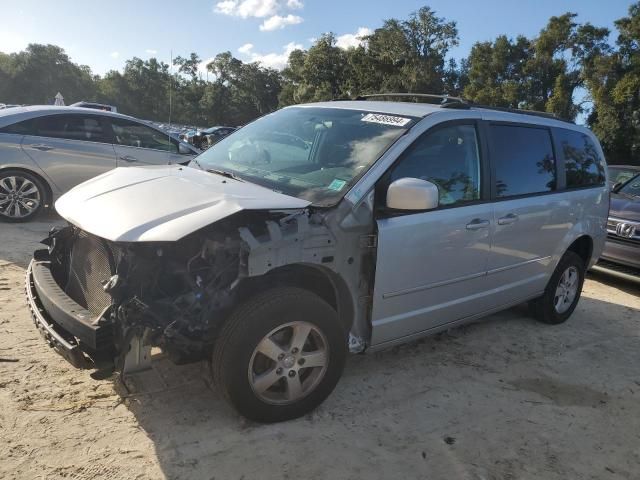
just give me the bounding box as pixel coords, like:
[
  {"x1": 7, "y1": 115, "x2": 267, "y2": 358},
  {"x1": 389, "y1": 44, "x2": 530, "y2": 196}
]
[{"x1": 25, "y1": 254, "x2": 114, "y2": 369}]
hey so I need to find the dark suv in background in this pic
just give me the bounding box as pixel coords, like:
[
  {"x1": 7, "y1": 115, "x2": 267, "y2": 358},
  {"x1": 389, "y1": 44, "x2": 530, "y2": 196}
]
[{"x1": 594, "y1": 165, "x2": 640, "y2": 280}]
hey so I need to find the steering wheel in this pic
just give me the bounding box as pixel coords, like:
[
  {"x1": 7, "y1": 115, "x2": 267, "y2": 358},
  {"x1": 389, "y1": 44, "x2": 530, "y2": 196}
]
[{"x1": 230, "y1": 141, "x2": 271, "y2": 165}]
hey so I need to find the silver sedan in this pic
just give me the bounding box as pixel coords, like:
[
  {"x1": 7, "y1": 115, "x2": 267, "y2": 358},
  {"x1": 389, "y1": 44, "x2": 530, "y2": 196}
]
[{"x1": 0, "y1": 106, "x2": 198, "y2": 221}]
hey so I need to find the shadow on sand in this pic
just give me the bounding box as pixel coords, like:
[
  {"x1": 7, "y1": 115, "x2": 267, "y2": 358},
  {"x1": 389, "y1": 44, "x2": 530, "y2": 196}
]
[{"x1": 115, "y1": 294, "x2": 640, "y2": 480}]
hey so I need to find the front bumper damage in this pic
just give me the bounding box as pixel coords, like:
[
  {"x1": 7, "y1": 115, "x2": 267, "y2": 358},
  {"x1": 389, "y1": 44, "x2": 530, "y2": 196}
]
[
  {"x1": 26, "y1": 256, "x2": 108, "y2": 369},
  {"x1": 25, "y1": 206, "x2": 373, "y2": 372},
  {"x1": 25, "y1": 220, "x2": 246, "y2": 372}
]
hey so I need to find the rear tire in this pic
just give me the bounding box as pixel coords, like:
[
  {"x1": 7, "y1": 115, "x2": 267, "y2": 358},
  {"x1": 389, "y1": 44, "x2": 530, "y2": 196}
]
[
  {"x1": 0, "y1": 169, "x2": 47, "y2": 222},
  {"x1": 530, "y1": 251, "x2": 585, "y2": 325},
  {"x1": 211, "y1": 287, "x2": 347, "y2": 423}
]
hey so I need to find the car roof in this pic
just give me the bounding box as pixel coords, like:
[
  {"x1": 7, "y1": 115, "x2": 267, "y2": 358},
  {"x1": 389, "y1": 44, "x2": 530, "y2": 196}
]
[
  {"x1": 0, "y1": 105, "x2": 138, "y2": 128},
  {"x1": 297, "y1": 100, "x2": 443, "y2": 118},
  {"x1": 298, "y1": 100, "x2": 592, "y2": 135}
]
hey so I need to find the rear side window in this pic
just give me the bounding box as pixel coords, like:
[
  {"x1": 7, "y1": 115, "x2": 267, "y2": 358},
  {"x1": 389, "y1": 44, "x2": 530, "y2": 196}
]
[
  {"x1": 489, "y1": 125, "x2": 556, "y2": 198},
  {"x1": 0, "y1": 118, "x2": 35, "y2": 135},
  {"x1": 35, "y1": 115, "x2": 109, "y2": 143},
  {"x1": 556, "y1": 129, "x2": 605, "y2": 188}
]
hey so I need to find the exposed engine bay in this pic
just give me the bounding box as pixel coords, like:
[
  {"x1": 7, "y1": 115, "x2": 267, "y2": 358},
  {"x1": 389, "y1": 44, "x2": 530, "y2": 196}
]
[{"x1": 34, "y1": 206, "x2": 373, "y2": 372}]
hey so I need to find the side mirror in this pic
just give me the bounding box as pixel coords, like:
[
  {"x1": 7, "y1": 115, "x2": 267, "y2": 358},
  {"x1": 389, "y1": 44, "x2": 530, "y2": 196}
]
[
  {"x1": 178, "y1": 142, "x2": 192, "y2": 155},
  {"x1": 611, "y1": 181, "x2": 622, "y2": 192},
  {"x1": 386, "y1": 177, "x2": 439, "y2": 210}
]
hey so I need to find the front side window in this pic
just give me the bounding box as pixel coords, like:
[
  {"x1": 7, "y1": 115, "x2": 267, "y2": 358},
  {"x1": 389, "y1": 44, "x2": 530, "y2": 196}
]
[
  {"x1": 557, "y1": 129, "x2": 606, "y2": 188},
  {"x1": 489, "y1": 125, "x2": 555, "y2": 198},
  {"x1": 194, "y1": 107, "x2": 415, "y2": 205},
  {"x1": 35, "y1": 114, "x2": 108, "y2": 143},
  {"x1": 111, "y1": 118, "x2": 177, "y2": 153},
  {"x1": 387, "y1": 124, "x2": 481, "y2": 206}
]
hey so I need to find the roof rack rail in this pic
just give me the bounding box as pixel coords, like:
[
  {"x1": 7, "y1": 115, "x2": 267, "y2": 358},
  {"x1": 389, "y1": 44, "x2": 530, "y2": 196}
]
[
  {"x1": 355, "y1": 93, "x2": 469, "y2": 108},
  {"x1": 469, "y1": 103, "x2": 572, "y2": 123},
  {"x1": 352, "y1": 92, "x2": 573, "y2": 123}
]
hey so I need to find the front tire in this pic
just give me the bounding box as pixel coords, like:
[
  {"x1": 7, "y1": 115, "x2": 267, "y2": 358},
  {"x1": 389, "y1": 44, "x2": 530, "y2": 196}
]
[
  {"x1": 0, "y1": 170, "x2": 46, "y2": 222},
  {"x1": 530, "y1": 251, "x2": 585, "y2": 325},
  {"x1": 211, "y1": 287, "x2": 347, "y2": 423}
]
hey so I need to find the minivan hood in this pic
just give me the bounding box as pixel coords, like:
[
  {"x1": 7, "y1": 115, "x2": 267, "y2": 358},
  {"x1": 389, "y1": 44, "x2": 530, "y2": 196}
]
[{"x1": 55, "y1": 165, "x2": 310, "y2": 242}]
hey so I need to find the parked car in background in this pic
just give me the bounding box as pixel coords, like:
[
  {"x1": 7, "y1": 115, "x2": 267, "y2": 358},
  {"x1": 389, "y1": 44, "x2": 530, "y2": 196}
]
[
  {"x1": 593, "y1": 166, "x2": 640, "y2": 280},
  {"x1": 25, "y1": 95, "x2": 608, "y2": 422},
  {"x1": 70, "y1": 101, "x2": 118, "y2": 113},
  {"x1": 181, "y1": 126, "x2": 237, "y2": 151},
  {"x1": 0, "y1": 106, "x2": 198, "y2": 221}
]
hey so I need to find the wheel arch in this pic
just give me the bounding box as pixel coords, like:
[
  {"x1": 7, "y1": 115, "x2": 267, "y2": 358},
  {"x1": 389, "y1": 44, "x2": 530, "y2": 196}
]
[
  {"x1": 0, "y1": 165, "x2": 54, "y2": 209},
  {"x1": 235, "y1": 263, "x2": 355, "y2": 333},
  {"x1": 566, "y1": 235, "x2": 594, "y2": 267}
]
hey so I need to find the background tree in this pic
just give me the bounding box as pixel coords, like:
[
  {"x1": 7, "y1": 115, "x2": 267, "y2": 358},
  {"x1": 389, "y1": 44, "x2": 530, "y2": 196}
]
[
  {"x1": 586, "y1": 2, "x2": 640, "y2": 164},
  {"x1": 2, "y1": 5, "x2": 640, "y2": 164}
]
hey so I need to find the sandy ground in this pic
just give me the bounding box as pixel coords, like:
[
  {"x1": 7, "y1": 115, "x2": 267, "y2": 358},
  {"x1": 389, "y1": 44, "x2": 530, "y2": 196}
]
[{"x1": 0, "y1": 214, "x2": 639, "y2": 480}]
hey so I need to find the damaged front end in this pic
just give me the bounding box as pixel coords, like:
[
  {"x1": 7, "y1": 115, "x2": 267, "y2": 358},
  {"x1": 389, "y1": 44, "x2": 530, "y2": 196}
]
[{"x1": 25, "y1": 212, "x2": 277, "y2": 372}]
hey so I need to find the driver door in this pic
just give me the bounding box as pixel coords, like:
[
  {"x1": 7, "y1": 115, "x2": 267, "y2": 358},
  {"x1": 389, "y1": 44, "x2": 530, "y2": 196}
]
[{"x1": 370, "y1": 122, "x2": 494, "y2": 346}]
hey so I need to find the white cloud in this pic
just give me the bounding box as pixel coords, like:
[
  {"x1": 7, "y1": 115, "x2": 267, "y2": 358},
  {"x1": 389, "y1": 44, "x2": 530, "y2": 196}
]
[
  {"x1": 145, "y1": 49, "x2": 158, "y2": 55},
  {"x1": 214, "y1": 0, "x2": 302, "y2": 19},
  {"x1": 110, "y1": 51, "x2": 120, "y2": 59},
  {"x1": 238, "y1": 43, "x2": 254, "y2": 54},
  {"x1": 259, "y1": 14, "x2": 302, "y2": 31},
  {"x1": 238, "y1": 42, "x2": 302, "y2": 70},
  {"x1": 198, "y1": 57, "x2": 217, "y2": 74},
  {"x1": 335, "y1": 27, "x2": 372, "y2": 49},
  {"x1": 0, "y1": 31, "x2": 27, "y2": 53}
]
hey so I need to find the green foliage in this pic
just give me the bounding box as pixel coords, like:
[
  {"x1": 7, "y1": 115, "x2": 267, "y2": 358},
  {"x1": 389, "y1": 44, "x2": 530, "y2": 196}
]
[
  {"x1": 1, "y1": 5, "x2": 639, "y2": 163},
  {"x1": 586, "y1": 2, "x2": 640, "y2": 164}
]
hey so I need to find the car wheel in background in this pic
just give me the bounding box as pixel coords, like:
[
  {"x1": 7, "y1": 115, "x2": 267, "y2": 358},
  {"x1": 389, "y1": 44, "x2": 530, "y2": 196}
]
[
  {"x1": 530, "y1": 251, "x2": 586, "y2": 325},
  {"x1": 211, "y1": 287, "x2": 347, "y2": 423},
  {"x1": 0, "y1": 170, "x2": 46, "y2": 222}
]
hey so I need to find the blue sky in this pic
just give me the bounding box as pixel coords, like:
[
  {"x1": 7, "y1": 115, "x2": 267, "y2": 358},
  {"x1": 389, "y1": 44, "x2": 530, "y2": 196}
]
[{"x1": 1, "y1": 0, "x2": 634, "y2": 76}]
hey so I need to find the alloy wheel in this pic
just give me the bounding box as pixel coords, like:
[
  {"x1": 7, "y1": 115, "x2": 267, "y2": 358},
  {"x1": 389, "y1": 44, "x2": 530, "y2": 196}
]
[
  {"x1": 248, "y1": 321, "x2": 329, "y2": 405},
  {"x1": 553, "y1": 266, "x2": 579, "y2": 314},
  {"x1": 0, "y1": 175, "x2": 41, "y2": 219}
]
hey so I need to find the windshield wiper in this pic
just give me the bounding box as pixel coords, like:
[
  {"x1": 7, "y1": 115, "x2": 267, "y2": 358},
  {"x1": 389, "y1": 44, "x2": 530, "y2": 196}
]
[{"x1": 206, "y1": 168, "x2": 245, "y2": 182}]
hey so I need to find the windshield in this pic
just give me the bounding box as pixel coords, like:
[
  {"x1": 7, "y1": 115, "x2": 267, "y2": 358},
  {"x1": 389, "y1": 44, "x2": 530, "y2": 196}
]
[
  {"x1": 191, "y1": 107, "x2": 416, "y2": 205},
  {"x1": 618, "y1": 174, "x2": 640, "y2": 197},
  {"x1": 608, "y1": 166, "x2": 640, "y2": 186}
]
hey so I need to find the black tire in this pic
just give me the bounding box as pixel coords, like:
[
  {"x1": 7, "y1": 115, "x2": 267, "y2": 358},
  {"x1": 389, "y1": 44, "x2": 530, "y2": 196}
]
[
  {"x1": 529, "y1": 251, "x2": 585, "y2": 325},
  {"x1": 211, "y1": 287, "x2": 347, "y2": 423},
  {"x1": 0, "y1": 169, "x2": 47, "y2": 222}
]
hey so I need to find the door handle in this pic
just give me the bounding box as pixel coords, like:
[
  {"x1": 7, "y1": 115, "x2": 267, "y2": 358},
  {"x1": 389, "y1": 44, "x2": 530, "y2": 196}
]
[
  {"x1": 30, "y1": 144, "x2": 54, "y2": 151},
  {"x1": 119, "y1": 155, "x2": 138, "y2": 163},
  {"x1": 497, "y1": 213, "x2": 519, "y2": 225},
  {"x1": 466, "y1": 218, "x2": 490, "y2": 230}
]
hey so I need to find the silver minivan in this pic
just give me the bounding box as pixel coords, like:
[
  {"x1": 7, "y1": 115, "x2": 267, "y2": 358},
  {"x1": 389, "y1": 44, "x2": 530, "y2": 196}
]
[
  {"x1": 0, "y1": 106, "x2": 198, "y2": 221},
  {"x1": 25, "y1": 96, "x2": 608, "y2": 422}
]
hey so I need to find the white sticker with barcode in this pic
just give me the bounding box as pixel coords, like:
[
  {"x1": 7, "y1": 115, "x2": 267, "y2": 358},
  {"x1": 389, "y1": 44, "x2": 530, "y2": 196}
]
[{"x1": 361, "y1": 113, "x2": 411, "y2": 127}]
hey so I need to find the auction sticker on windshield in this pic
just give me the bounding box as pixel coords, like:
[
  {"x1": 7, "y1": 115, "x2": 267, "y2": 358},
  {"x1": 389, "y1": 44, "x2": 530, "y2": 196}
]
[
  {"x1": 328, "y1": 179, "x2": 347, "y2": 191},
  {"x1": 361, "y1": 113, "x2": 411, "y2": 127}
]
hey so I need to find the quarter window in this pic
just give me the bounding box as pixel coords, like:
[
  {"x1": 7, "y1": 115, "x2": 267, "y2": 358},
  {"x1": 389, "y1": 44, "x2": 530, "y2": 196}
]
[
  {"x1": 35, "y1": 114, "x2": 109, "y2": 143},
  {"x1": 0, "y1": 118, "x2": 36, "y2": 135},
  {"x1": 111, "y1": 118, "x2": 177, "y2": 153},
  {"x1": 489, "y1": 125, "x2": 555, "y2": 197},
  {"x1": 389, "y1": 124, "x2": 481, "y2": 206},
  {"x1": 556, "y1": 129, "x2": 605, "y2": 188}
]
